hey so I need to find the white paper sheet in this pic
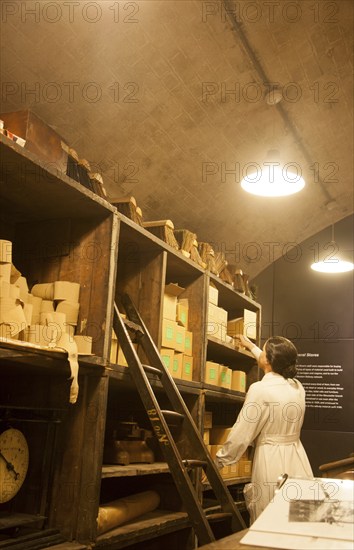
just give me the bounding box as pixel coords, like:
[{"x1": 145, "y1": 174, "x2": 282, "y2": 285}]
[{"x1": 241, "y1": 477, "x2": 354, "y2": 549}]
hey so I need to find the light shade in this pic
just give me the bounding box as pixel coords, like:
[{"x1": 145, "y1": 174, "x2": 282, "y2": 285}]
[
  {"x1": 310, "y1": 224, "x2": 354, "y2": 273},
  {"x1": 311, "y1": 259, "x2": 354, "y2": 273},
  {"x1": 240, "y1": 158, "x2": 305, "y2": 197}
]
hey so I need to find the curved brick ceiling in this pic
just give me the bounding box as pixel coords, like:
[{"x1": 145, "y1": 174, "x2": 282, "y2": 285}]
[{"x1": 1, "y1": 0, "x2": 353, "y2": 277}]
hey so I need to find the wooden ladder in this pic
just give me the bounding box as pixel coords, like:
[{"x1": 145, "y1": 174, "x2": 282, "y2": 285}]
[{"x1": 113, "y1": 294, "x2": 246, "y2": 546}]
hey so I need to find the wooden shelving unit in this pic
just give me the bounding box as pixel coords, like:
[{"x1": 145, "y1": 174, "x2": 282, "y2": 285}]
[{"x1": 0, "y1": 136, "x2": 261, "y2": 549}]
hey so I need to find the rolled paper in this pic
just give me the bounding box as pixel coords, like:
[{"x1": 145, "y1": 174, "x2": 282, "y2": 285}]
[
  {"x1": 56, "y1": 301, "x2": 80, "y2": 325},
  {"x1": 10, "y1": 263, "x2": 21, "y2": 284},
  {"x1": 54, "y1": 281, "x2": 80, "y2": 303},
  {"x1": 16, "y1": 276, "x2": 29, "y2": 302},
  {"x1": 31, "y1": 283, "x2": 54, "y2": 300},
  {"x1": 0, "y1": 263, "x2": 11, "y2": 283},
  {"x1": 40, "y1": 311, "x2": 66, "y2": 329},
  {"x1": 0, "y1": 280, "x2": 10, "y2": 298},
  {"x1": 23, "y1": 303, "x2": 33, "y2": 326},
  {"x1": 40, "y1": 300, "x2": 55, "y2": 313},
  {"x1": 28, "y1": 295, "x2": 42, "y2": 324},
  {"x1": 97, "y1": 491, "x2": 160, "y2": 535},
  {"x1": 0, "y1": 297, "x2": 16, "y2": 321},
  {"x1": 0, "y1": 240, "x2": 12, "y2": 263},
  {"x1": 9, "y1": 284, "x2": 20, "y2": 300},
  {"x1": 24, "y1": 324, "x2": 57, "y2": 346},
  {"x1": 1, "y1": 303, "x2": 28, "y2": 335}
]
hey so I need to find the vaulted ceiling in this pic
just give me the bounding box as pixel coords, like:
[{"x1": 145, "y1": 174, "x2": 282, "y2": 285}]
[{"x1": 1, "y1": 0, "x2": 353, "y2": 277}]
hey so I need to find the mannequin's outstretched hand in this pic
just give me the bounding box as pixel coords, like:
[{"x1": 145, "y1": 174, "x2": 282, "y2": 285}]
[{"x1": 236, "y1": 334, "x2": 253, "y2": 350}]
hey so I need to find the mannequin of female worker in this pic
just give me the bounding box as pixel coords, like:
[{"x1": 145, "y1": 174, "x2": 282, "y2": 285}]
[{"x1": 215, "y1": 335, "x2": 313, "y2": 522}]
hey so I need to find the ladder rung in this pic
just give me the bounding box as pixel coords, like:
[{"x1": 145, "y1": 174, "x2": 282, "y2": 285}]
[
  {"x1": 206, "y1": 512, "x2": 233, "y2": 523},
  {"x1": 142, "y1": 364, "x2": 162, "y2": 377},
  {"x1": 182, "y1": 459, "x2": 208, "y2": 469},
  {"x1": 123, "y1": 318, "x2": 144, "y2": 335},
  {"x1": 161, "y1": 410, "x2": 185, "y2": 425}
]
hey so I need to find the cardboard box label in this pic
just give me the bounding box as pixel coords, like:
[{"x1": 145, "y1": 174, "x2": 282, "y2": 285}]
[
  {"x1": 182, "y1": 355, "x2": 193, "y2": 380},
  {"x1": 205, "y1": 361, "x2": 219, "y2": 385},
  {"x1": 161, "y1": 348, "x2": 174, "y2": 372},
  {"x1": 184, "y1": 359, "x2": 192, "y2": 373},
  {"x1": 174, "y1": 325, "x2": 185, "y2": 352},
  {"x1": 172, "y1": 354, "x2": 183, "y2": 378},
  {"x1": 162, "y1": 355, "x2": 171, "y2": 369},
  {"x1": 161, "y1": 319, "x2": 177, "y2": 349},
  {"x1": 184, "y1": 331, "x2": 193, "y2": 355},
  {"x1": 219, "y1": 366, "x2": 232, "y2": 388}
]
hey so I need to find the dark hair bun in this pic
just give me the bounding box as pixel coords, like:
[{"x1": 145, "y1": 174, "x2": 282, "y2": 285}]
[
  {"x1": 265, "y1": 337, "x2": 298, "y2": 379},
  {"x1": 282, "y1": 364, "x2": 297, "y2": 379}
]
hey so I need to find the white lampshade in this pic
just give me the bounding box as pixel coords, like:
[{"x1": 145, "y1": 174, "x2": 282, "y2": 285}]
[
  {"x1": 311, "y1": 259, "x2": 354, "y2": 273},
  {"x1": 240, "y1": 150, "x2": 305, "y2": 197},
  {"x1": 310, "y1": 224, "x2": 354, "y2": 273}
]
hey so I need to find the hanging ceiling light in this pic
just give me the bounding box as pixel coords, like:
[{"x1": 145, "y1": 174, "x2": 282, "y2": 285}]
[
  {"x1": 240, "y1": 149, "x2": 305, "y2": 197},
  {"x1": 310, "y1": 225, "x2": 354, "y2": 273}
]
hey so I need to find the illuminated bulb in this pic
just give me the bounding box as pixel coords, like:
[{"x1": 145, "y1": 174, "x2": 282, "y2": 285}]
[{"x1": 240, "y1": 164, "x2": 305, "y2": 197}]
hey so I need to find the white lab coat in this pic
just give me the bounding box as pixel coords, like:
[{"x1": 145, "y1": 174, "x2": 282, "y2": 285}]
[{"x1": 215, "y1": 371, "x2": 313, "y2": 521}]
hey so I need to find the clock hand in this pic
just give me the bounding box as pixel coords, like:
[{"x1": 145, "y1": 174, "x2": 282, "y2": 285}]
[{"x1": 0, "y1": 449, "x2": 20, "y2": 480}]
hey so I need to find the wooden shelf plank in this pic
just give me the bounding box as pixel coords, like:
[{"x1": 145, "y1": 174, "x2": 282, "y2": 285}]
[
  {"x1": 202, "y1": 476, "x2": 251, "y2": 491},
  {"x1": 119, "y1": 214, "x2": 205, "y2": 276},
  {"x1": 207, "y1": 335, "x2": 256, "y2": 366},
  {"x1": 0, "y1": 513, "x2": 46, "y2": 530},
  {"x1": 207, "y1": 335, "x2": 254, "y2": 358},
  {"x1": 0, "y1": 135, "x2": 115, "y2": 222},
  {"x1": 202, "y1": 385, "x2": 246, "y2": 403},
  {"x1": 208, "y1": 273, "x2": 261, "y2": 311},
  {"x1": 106, "y1": 364, "x2": 202, "y2": 394},
  {"x1": 42, "y1": 544, "x2": 87, "y2": 550},
  {"x1": 0, "y1": 340, "x2": 105, "y2": 376},
  {"x1": 94, "y1": 510, "x2": 190, "y2": 549},
  {"x1": 102, "y1": 462, "x2": 170, "y2": 478}
]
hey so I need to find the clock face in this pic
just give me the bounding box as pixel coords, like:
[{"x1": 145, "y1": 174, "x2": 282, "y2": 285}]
[{"x1": 0, "y1": 428, "x2": 29, "y2": 504}]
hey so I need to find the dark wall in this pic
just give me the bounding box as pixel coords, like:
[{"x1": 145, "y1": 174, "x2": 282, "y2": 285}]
[{"x1": 252, "y1": 214, "x2": 354, "y2": 475}]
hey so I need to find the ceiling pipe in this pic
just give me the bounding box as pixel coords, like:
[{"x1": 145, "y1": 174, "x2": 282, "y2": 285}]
[{"x1": 223, "y1": 0, "x2": 334, "y2": 204}]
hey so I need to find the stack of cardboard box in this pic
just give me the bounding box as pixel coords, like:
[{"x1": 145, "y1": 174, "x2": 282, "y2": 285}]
[
  {"x1": 160, "y1": 283, "x2": 194, "y2": 381},
  {"x1": 207, "y1": 283, "x2": 228, "y2": 342},
  {"x1": 0, "y1": 240, "x2": 27, "y2": 339},
  {"x1": 205, "y1": 361, "x2": 246, "y2": 392},
  {"x1": 205, "y1": 419, "x2": 252, "y2": 479},
  {"x1": 205, "y1": 283, "x2": 247, "y2": 392}
]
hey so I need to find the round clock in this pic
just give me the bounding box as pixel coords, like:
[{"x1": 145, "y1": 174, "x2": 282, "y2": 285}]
[{"x1": 0, "y1": 428, "x2": 29, "y2": 503}]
